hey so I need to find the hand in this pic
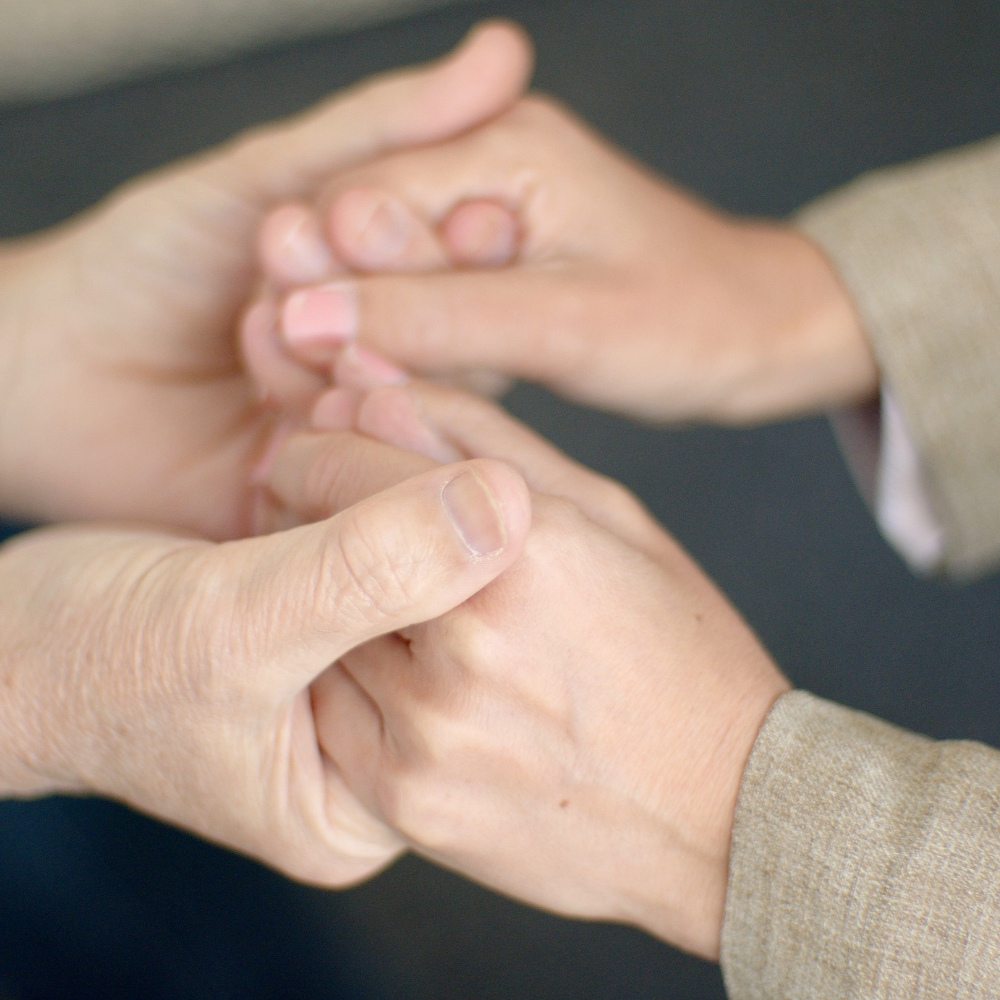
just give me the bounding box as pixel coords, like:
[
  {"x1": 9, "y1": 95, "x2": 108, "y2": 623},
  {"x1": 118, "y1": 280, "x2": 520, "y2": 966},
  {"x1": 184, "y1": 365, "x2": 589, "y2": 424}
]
[
  {"x1": 0, "y1": 457, "x2": 529, "y2": 886},
  {"x1": 264, "y1": 380, "x2": 791, "y2": 959},
  {"x1": 254, "y1": 95, "x2": 878, "y2": 425},
  {"x1": 0, "y1": 21, "x2": 531, "y2": 536}
]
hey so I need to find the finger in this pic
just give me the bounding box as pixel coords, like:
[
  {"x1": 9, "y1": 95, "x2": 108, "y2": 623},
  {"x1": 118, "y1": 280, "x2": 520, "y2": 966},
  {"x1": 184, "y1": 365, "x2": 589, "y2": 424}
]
[
  {"x1": 312, "y1": 657, "x2": 397, "y2": 821},
  {"x1": 317, "y1": 733, "x2": 407, "y2": 884},
  {"x1": 332, "y1": 343, "x2": 510, "y2": 399},
  {"x1": 327, "y1": 188, "x2": 448, "y2": 273},
  {"x1": 440, "y1": 199, "x2": 520, "y2": 268},
  {"x1": 261, "y1": 194, "x2": 518, "y2": 287},
  {"x1": 239, "y1": 298, "x2": 328, "y2": 414},
  {"x1": 337, "y1": 630, "x2": 469, "y2": 747},
  {"x1": 257, "y1": 203, "x2": 342, "y2": 287},
  {"x1": 279, "y1": 266, "x2": 601, "y2": 384},
  {"x1": 204, "y1": 20, "x2": 534, "y2": 204},
  {"x1": 231, "y1": 458, "x2": 531, "y2": 696},
  {"x1": 355, "y1": 387, "x2": 463, "y2": 464},
  {"x1": 268, "y1": 429, "x2": 438, "y2": 521},
  {"x1": 333, "y1": 344, "x2": 410, "y2": 391},
  {"x1": 357, "y1": 381, "x2": 665, "y2": 555},
  {"x1": 311, "y1": 387, "x2": 363, "y2": 431},
  {"x1": 438, "y1": 370, "x2": 514, "y2": 399}
]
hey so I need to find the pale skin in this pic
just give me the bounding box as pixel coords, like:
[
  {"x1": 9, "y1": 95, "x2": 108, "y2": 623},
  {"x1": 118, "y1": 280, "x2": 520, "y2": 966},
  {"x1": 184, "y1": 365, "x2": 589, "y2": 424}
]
[
  {"x1": 0, "y1": 23, "x2": 544, "y2": 881},
  {"x1": 0, "y1": 20, "x2": 532, "y2": 535},
  {"x1": 261, "y1": 379, "x2": 791, "y2": 961},
  {"x1": 0, "y1": 458, "x2": 531, "y2": 885},
  {"x1": 241, "y1": 59, "x2": 878, "y2": 959},
  {"x1": 250, "y1": 93, "x2": 880, "y2": 426}
]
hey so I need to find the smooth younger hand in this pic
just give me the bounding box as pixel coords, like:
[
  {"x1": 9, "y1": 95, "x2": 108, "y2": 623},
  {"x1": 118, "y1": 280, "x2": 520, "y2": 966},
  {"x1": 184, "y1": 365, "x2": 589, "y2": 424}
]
[
  {"x1": 255, "y1": 96, "x2": 878, "y2": 425},
  {"x1": 265, "y1": 381, "x2": 791, "y2": 959},
  {"x1": 0, "y1": 20, "x2": 531, "y2": 536}
]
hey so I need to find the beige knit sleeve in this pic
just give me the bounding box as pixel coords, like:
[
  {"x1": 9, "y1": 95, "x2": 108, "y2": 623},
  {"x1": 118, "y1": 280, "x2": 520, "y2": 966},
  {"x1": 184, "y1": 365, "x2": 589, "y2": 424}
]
[
  {"x1": 795, "y1": 136, "x2": 1000, "y2": 577},
  {"x1": 0, "y1": 0, "x2": 462, "y2": 101},
  {"x1": 721, "y1": 690, "x2": 1000, "y2": 999}
]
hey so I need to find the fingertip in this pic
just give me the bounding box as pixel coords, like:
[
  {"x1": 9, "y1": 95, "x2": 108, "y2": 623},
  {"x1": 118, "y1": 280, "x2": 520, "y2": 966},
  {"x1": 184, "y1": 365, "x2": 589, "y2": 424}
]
[
  {"x1": 453, "y1": 457, "x2": 532, "y2": 559},
  {"x1": 441, "y1": 199, "x2": 520, "y2": 267},
  {"x1": 258, "y1": 203, "x2": 338, "y2": 285},
  {"x1": 414, "y1": 20, "x2": 534, "y2": 140},
  {"x1": 281, "y1": 282, "x2": 358, "y2": 360},
  {"x1": 455, "y1": 20, "x2": 535, "y2": 94},
  {"x1": 241, "y1": 295, "x2": 330, "y2": 413},
  {"x1": 328, "y1": 187, "x2": 444, "y2": 272}
]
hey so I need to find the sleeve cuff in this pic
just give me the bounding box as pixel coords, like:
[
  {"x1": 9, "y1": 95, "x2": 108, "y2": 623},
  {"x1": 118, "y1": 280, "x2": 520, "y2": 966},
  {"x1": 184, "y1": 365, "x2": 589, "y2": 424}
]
[
  {"x1": 832, "y1": 390, "x2": 945, "y2": 573},
  {"x1": 795, "y1": 135, "x2": 1000, "y2": 576},
  {"x1": 721, "y1": 690, "x2": 1000, "y2": 999}
]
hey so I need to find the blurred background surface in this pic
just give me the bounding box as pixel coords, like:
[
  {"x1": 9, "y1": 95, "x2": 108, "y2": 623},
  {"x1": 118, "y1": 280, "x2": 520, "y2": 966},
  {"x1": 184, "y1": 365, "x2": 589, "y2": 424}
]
[{"x1": 1, "y1": 1, "x2": 999, "y2": 997}]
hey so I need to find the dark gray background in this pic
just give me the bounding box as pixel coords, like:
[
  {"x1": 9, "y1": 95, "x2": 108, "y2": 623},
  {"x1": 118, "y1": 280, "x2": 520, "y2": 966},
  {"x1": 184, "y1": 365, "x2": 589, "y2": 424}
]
[{"x1": 1, "y1": 1, "x2": 998, "y2": 997}]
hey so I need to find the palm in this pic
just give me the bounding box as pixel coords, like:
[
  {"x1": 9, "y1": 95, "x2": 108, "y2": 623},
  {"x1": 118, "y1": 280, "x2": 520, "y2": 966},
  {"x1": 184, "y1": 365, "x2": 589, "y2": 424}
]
[
  {"x1": 0, "y1": 168, "x2": 268, "y2": 538},
  {"x1": 0, "y1": 23, "x2": 533, "y2": 536}
]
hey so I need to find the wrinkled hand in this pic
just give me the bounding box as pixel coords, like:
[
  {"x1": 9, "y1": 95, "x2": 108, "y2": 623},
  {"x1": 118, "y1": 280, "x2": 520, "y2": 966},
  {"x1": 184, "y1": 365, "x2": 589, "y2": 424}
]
[
  {"x1": 0, "y1": 457, "x2": 529, "y2": 885},
  {"x1": 252, "y1": 95, "x2": 877, "y2": 426},
  {"x1": 263, "y1": 379, "x2": 791, "y2": 959},
  {"x1": 0, "y1": 21, "x2": 531, "y2": 536}
]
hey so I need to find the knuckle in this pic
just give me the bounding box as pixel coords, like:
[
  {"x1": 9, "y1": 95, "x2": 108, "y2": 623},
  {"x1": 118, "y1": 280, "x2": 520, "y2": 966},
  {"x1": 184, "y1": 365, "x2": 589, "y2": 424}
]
[
  {"x1": 533, "y1": 492, "x2": 590, "y2": 536},
  {"x1": 324, "y1": 515, "x2": 419, "y2": 627},
  {"x1": 593, "y1": 473, "x2": 646, "y2": 520},
  {"x1": 434, "y1": 609, "x2": 504, "y2": 681}
]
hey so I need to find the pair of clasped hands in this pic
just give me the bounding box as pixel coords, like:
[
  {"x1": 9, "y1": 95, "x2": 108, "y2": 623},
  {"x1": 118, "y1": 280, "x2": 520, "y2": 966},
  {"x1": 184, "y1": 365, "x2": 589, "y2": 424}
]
[{"x1": 0, "y1": 23, "x2": 879, "y2": 960}]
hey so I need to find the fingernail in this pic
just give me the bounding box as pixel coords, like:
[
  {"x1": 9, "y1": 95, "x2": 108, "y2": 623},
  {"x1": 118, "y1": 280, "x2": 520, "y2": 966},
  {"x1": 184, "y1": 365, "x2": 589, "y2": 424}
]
[
  {"x1": 282, "y1": 282, "x2": 358, "y2": 348},
  {"x1": 355, "y1": 195, "x2": 412, "y2": 265},
  {"x1": 442, "y1": 200, "x2": 519, "y2": 268},
  {"x1": 334, "y1": 190, "x2": 415, "y2": 268},
  {"x1": 281, "y1": 212, "x2": 334, "y2": 283},
  {"x1": 442, "y1": 470, "x2": 506, "y2": 557},
  {"x1": 337, "y1": 343, "x2": 409, "y2": 389}
]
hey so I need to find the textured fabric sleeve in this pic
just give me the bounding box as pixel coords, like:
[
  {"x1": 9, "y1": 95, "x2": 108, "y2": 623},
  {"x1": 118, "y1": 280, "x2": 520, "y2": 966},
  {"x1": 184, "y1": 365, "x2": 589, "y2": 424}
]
[
  {"x1": 0, "y1": 0, "x2": 463, "y2": 102},
  {"x1": 721, "y1": 690, "x2": 1000, "y2": 1000},
  {"x1": 795, "y1": 136, "x2": 1000, "y2": 577}
]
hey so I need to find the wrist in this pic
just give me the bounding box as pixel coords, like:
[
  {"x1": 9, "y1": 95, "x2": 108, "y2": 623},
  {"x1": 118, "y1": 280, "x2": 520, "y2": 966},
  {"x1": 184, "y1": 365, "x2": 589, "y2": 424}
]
[
  {"x1": 0, "y1": 525, "x2": 153, "y2": 800},
  {"x1": 629, "y1": 671, "x2": 792, "y2": 961},
  {"x1": 0, "y1": 543, "x2": 74, "y2": 799},
  {"x1": 725, "y1": 222, "x2": 878, "y2": 422}
]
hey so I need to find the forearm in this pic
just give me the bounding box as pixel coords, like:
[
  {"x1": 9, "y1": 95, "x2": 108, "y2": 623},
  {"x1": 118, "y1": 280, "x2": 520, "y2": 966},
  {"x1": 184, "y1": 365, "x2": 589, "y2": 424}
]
[{"x1": 723, "y1": 691, "x2": 1000, "y2": 998}]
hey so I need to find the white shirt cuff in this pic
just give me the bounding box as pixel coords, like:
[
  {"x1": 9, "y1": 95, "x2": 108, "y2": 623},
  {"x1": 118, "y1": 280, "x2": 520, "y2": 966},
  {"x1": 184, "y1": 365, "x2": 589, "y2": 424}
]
[{"x1": 831, "y1": 391, "x2": 945, "y2": 573}]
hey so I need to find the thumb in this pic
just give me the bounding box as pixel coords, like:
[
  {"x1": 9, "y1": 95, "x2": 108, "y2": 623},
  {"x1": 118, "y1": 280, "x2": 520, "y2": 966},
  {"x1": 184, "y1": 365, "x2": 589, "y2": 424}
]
[
  {"x1": 205, "y1": 20, "x2": 534, "y2": 203},
  {"x1": 279, "y1": 266, "x2": 594, "y2": 386},
  {"x1": 233, "y1": 459, "x2": 530, "y2": 696}
]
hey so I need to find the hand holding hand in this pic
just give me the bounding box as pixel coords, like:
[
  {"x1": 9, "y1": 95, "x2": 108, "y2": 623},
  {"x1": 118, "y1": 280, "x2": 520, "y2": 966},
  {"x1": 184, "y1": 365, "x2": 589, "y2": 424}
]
[
  {"x1": 255, "y1": 96, "x2": 877, "y2": 425},
  {"x1": 0, "y1": 21, "x2": 531, "y2": 536},
  {"x1": 0, "y1": 456, "x2": 529, "y2": 885},
  {"x1": 264, "y1": 380, "x2": 791, "y2": 959}
]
